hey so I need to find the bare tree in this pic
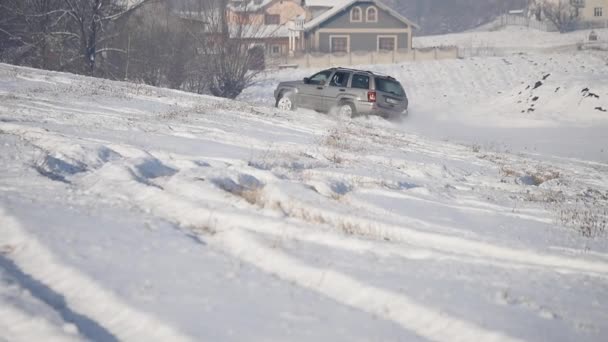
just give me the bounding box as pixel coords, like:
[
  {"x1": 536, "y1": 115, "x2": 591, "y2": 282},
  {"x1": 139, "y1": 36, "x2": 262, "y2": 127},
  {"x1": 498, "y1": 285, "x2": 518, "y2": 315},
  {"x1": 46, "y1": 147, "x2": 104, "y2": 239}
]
[
  {"x1": 527, "y1": 0, "x2": 543, "y2": 21},
  {"x1": 538, "y1": 0, "x2": 579, "y2": 32},
  {"x1": 120, "y1": 0, "x2": 197, "y2": 87},
  {"x1": 0, "y1": 0, "x2": 155, "y2": 74},
  {"x1": 0, "y1": 0, "x2": 71, "y2": 69},
  {"x1": 2, "y1": 0, "x2": 270, "y2": 99},
  {"x1": 184, "y1": 0, "x2": 270, "y2": 99},
  {"x1": 60, "y1": 0, "x2": 155, "y2": 74}
]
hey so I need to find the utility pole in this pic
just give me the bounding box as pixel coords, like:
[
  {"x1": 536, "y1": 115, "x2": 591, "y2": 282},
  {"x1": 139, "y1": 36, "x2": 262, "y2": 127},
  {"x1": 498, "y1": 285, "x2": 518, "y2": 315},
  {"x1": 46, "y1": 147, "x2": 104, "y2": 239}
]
[{"x1": 125, "y1": 32, "x2": 131, "y2": 81}]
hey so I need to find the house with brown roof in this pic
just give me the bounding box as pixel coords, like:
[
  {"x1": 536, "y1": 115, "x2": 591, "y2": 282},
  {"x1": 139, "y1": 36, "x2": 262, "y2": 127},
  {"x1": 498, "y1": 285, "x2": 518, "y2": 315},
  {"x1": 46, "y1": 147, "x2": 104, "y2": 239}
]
[{"x1": 226, "y1": 0, "x2": 305, "y2": 56}]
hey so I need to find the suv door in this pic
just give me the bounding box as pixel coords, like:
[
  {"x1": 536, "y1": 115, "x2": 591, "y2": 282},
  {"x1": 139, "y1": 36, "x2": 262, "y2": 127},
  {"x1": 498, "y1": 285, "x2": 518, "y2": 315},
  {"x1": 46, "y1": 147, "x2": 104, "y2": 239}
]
[
  {"x1": 350, "y1": 73, "x2": 372, "y2": 104},
  {"x1": 323, "y1": 70, "x2": 352, "y2": 111},
  {"x1": 299, "y1": 70, "x2": 332, "y2": 110}
]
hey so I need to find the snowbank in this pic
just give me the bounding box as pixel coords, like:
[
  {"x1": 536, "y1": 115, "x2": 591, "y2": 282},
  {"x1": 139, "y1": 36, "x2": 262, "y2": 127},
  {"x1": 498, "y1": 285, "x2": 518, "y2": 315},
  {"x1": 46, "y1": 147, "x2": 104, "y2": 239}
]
[{"x1": 414, "y1": 26, "x2": 608, "y2": 50}]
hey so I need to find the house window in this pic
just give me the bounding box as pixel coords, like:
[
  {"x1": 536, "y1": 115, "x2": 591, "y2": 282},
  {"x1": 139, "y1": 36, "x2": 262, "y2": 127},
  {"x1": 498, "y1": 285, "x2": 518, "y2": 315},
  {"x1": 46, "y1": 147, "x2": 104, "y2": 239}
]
[
  {"x1": 366, "y1": 7, "x2": 378, "y2": 22},
  {"x1": 594, "y1": 7, "x2": 603, "y2": 17},
  {"x1": 570, "y1": 0, "x2": 584, "y2": 6},
  {"x1": 265, "y1": 14, "x2": 280, "y2": 25},
  {"x1": 378, "y1": 36, "x2": 397, "y2": 51},
  {"x1": 330, "y1": 36, "x2": 349, "y2": 53},
  {"x1": 270, "y1": 45, "x2": 281, "y2": 55},
  {"x1": 350, "y1": 6, "x2": 362, "y2": 22}
]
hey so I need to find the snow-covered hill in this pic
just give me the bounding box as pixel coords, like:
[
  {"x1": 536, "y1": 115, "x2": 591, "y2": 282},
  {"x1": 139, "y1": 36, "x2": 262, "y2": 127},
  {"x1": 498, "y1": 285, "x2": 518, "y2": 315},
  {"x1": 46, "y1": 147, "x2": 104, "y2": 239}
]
[
  {"x1": 243, "y1": 50, "x2": 608, "y2": 160},
  {"x1": 381, "y1": 0, "x2": 528, "y2": 35},
  {"x1": 414, "y1": 26, "x2": 608, "y2": 50},
  {"x1": 1, "y1": 47, "x2": 608, "y2": 342}
]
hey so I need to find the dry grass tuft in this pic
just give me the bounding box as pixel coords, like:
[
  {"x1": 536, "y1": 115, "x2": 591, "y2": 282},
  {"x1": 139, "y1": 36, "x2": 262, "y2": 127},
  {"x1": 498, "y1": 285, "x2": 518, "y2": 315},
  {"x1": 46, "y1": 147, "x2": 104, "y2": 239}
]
[
  {"x1": 239, "y1": 188, "x2": 264, "y2": 205},
  {"x1": 499, "y1": 163, "x2": 560, "y2": 186},
  {"x1": 500, "y1": 166, "x2": 520, "y2": 177},
  {"x1": 323, "y1": 128, "x2": 351, "y2": 151},
  {"x1": 530, "y1": 169, "x2": 560, "y2": 186},
  {"x1": 559, "y1": 205, "x2": 607, "y2": 238}
]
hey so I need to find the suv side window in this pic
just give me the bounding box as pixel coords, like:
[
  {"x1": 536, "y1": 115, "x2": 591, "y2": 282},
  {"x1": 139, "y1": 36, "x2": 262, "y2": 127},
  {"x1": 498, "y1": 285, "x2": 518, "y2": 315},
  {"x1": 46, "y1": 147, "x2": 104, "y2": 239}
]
[
  {"x1": 329, "y1": 71, "x2": 351, "y2": 87},
  {"x1": 351, "y1": 74, "x2": 370, "y2": 89},
  {"x1": 308, "y1": 70, "x2": 332, "y2": 85}
]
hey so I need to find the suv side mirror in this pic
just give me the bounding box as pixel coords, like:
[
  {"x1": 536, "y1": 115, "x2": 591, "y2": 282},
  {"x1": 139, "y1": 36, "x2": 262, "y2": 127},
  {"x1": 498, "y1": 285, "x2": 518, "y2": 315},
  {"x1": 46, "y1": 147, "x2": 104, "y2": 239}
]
[
  {"x1": 303, "y1": 77, "x2": 310, "y2": 84},
  {"x1": 319, "y1": 80, "x2": 326, "y2": 86}
]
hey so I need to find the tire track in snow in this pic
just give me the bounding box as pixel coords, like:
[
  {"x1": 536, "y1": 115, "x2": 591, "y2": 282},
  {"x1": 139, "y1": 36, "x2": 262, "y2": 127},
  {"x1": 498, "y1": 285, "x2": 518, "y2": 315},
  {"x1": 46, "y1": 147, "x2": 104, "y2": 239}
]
[
  {"x1": 349, "y1": 187, "x2": 553, "y2": 226},
  {"x1": 0, "y1": 208, "x2": 193, "y2": 342},
  {"x1": 4, "y1": 122, "x2": 607, "y2": 277},
  {"x1": 0, "y1": 254, "x2": 115, "y2": 341},
  {"x1": 160, "y1": 170, "x2": 587, "y2": 275},
  {"x1": 4, "y1": 121, "x2": 608, "y2": 339},
  {"x1": 142, "y1": 159, "x2": 608, "y2": 278},
  {"x1": 245, "y1": 181, "x2": 608, "y2": 277},
  {"x1": 0, "y1": 300, "x2": 82, "y2": 342},
  {"x1": 78, "y1": 163, "x2": 525, "y2": 342},
  {"x1": 214, "y1": 229, "x2": 523, "y2": 342}
]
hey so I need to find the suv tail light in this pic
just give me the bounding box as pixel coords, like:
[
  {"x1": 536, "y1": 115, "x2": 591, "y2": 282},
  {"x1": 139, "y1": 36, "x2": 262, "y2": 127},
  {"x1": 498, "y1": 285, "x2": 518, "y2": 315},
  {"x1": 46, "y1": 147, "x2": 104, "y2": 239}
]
[{"x1": 367, "y1": 91, "x2": 377, "y2": 103}]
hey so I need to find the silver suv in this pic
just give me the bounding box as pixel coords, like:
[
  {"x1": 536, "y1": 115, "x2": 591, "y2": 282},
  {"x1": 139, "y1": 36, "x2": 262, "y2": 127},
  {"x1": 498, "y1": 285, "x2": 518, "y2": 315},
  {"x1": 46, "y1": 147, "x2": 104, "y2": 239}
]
[{"x1": 274, "y1": 67, "x2": 408, "y2": 118}]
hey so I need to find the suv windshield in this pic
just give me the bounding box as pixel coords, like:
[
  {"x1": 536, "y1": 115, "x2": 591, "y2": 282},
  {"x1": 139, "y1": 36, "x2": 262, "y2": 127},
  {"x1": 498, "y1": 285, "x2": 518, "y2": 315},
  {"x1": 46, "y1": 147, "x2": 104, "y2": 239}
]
[{"x1": 375, "y1": 78, "x2": 405, "y2": 97}]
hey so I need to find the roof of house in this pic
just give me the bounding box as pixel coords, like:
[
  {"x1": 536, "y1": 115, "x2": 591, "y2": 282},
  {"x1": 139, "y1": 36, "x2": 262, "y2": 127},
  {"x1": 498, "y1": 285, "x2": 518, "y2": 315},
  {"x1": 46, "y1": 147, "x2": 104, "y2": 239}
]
[
  {"x1": 303, "y1": 0, "x2": 333, "y2": 7},
  {"x1": 175, "y1": 9, "x2": 289, "y2": 38},
  {"x1": 232, "y1": 24, "x2": 290, "y2": 38},
  {"x1": 303, "y1": 0, "x2": 420, "y2": 31},
  {"x1": 229, "y1": 0, "x2": 275, "y2": 12}
]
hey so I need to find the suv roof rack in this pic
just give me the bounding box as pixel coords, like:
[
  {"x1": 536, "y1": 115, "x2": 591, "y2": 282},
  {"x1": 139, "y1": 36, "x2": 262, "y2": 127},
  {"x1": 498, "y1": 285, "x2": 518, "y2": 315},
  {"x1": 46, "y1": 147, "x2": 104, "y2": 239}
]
[
  {"x1": 366, "y1": 70, "x2": 394, "y2": 79},
  {"x1": 331, "y1": 67, "x2": 396, "y2": 80},
  {"x1": 334, "y1": 67, "x2": 362, "y2": 72}
]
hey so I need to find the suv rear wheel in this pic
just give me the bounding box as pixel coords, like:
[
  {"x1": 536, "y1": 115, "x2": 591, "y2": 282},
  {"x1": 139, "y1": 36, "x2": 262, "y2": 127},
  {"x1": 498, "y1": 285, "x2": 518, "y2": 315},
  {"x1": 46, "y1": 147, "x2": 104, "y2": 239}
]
[{"x1": 337, "y1": 102, "x2": 355, "y2": 118}]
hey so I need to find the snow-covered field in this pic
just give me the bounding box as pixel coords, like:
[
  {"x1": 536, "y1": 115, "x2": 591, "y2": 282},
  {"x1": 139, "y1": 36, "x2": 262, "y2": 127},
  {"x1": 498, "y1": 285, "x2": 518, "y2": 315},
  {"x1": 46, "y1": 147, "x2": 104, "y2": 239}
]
[
  {"x1": 1, "y1": 46, "x2": 608, "y2": 341},
  {"x1": 243, "y1": 50, "x2": 608, "y2": 161}
]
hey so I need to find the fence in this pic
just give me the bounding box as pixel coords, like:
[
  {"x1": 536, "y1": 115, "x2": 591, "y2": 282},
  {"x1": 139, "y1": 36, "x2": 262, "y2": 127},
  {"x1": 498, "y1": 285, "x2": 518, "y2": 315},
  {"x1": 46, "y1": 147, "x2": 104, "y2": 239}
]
[
  {"x1": 575, "y1": 20, "x2": 608, "y2": 31},
  {"x1": 458, "y1": 39, "x2": 608, "y2": 58},
  {"x1": 269, "y1": 47, "x2": 459, "y2": 69},
  {"x1": 457, "y1": 44, "x2": 576, "y2": 58},
  {"x1": 490, "y1": 14, "x2": 558, "y2": 32},
  {"x1": 472, "y1": 14, "x2": 557, "y2": 32},
  {"x1": 478, "y1": 14, "x2": 608, "y2": 33},
  {"x1": 578, "y1": 39, "x2": 608, "y2": 51}
]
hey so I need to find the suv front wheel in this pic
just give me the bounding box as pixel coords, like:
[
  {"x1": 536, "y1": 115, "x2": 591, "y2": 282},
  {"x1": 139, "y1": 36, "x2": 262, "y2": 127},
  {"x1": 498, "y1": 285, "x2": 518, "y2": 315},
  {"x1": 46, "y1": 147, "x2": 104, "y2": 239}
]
[{"x1": 276, "y1": 93, "x2": 295, "y2": 111}]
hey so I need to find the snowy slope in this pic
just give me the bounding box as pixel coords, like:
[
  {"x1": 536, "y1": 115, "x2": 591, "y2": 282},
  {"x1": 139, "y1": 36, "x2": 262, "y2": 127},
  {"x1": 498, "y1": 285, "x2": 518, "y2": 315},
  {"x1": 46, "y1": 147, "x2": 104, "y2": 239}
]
[
  {"x1": 414, "y1": 26, "x2": 608, "y2": 49},
  {"x1": 1, "y1": 51, "x2": 608, "y2": 342},
  {"x1": 243, "y1": 51, "x2": 608, "y2": 161}
]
